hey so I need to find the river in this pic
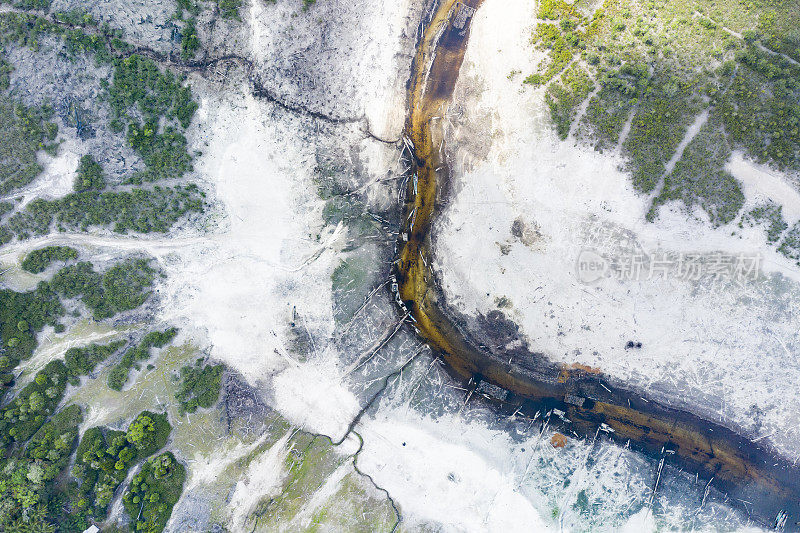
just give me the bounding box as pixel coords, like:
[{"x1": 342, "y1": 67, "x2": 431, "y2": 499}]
[{"x1": 392, "y1": 0, "x2": 800, "y2": 529}]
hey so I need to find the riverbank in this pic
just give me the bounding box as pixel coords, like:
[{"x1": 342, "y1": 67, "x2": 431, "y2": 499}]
[{"x1": 394, "y1": 0, "x2": 800, "y2": 528}]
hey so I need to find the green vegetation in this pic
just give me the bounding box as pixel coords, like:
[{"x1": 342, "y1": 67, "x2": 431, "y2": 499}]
[
  {"x1": 108, "y1": 328, "x2": 178, "y2": 391},
  {"x1": 21, "y1": 245, "x2": 79, "y2": 273},
  {"x1": 741, "y1": 201, "x2": 788, "y2": 243},
  {"x1": 2, "y1": 257, "x2": 156, "y2": 401},
  {"x1": 0, "y1": 14, "x2": 203, "y2": 243},
  {"x1": 180, "y1": 18, "x2": 200, "y2": 59},
  {"x1": 107, "y1": 54, "x2": 197, "y2": 183},
  {"x1": 106, "y1": 53, "x2": 198, "y2": 134},
  {"x1": 538, "y1": 0, "x2": 582, "y2": 21},
  {"x1": 175, "y1": 0, "x2": 200, "y2": 18},
  {"x1": 64, "y1": 340, "x2": 125, "y2": 380},
  {"x1": 0, "y1": 360, "x2": 70, "y2": 446},
  {"x1": 0, "y1": 339, "x2": 120, "y2": 447},
  {"x1": 70, "y1": 427, "x2": 132, "y2": 523},
  {"x1": 1, "y1": 183, "x2": 205, "y2": 244},
  {"x1": 778, "y1": 221, "x2": 800, "y2": 264},
  {"x1": 126, "y1": 122, "x2": 193, "y2": 184},
  {"x1": 53, "y1": 9, "x2": 99, "y2": 28},
  {"x1": 0, "y1": 282, "x2": 64, "y2": 399},
  {"x1": 175, "y1": 359, "x2": 223, "y2": 414},
  {"x1": 108, "y1": 54, "x2": 197, "y2": 128},
  {"x1": 650, "y1": 123, "x2": 744, "y2": 225},
  {"x1": 123, "y1": 452, "x2": 186, "y2": 533},
  {"x1": 51, "y1": 258, "x2": 156, "y2": 319},
  {"x1": 0, "y1": 98, "x2": 59, "y2": 196},
  {"x1": 581, "y1": 84, "x2": 635, "y2": 150},
  {"x1": 0, "y1": 13, "x2": 195, "y2": 531},
  {"x1": 1, "y1": 0, "x2": 51, "y2": 12},
  {"x1": 524, "y1": 23, "x2": 579, "y2": 87},
  {"x1": 73, "y1": 154, "x2": 105, "y2": 192},
  {"x1": 216, "y1": 0, "x2": 242, "y2": 19},
  {"x1": 0, "y1": 370, "x2": 174, "y2": 532},
  {"x1": 717, "y1": 48, "x2": 800, "y2": 171},
  {"x1": 69, "y1": 411, "x2": 172, "y2": 529},
  {"x1": 526, "y1": 0, "x2": 800, "y2": 226},
  {"x1": 0, "y1": 404, "x2": 82, "y2": 531},
  {"x1": 623, "y1": 82, "x2": 700, "y2": 193},
  {"x1": 0, "y1": 56, "x2": 10, "y2": 91},
  {"x1": 0, "y1": 11, "x2": 126, "y2": 63},
  {"x1": 545, "y1": 65, "x2": 595, "y2": 139}
]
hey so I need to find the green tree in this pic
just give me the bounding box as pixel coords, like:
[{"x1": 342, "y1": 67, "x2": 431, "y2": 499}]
[
  {"x1": 72, "y1": 155, "x2": 106, "y2": 192},
  {"x1": 126, "y1": 415, "x2": 155, "y2": 450}
]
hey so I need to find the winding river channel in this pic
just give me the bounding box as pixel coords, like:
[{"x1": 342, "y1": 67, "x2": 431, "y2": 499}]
[{"x1": 392, "y1": 0, "x2": 800, "y2": 528}]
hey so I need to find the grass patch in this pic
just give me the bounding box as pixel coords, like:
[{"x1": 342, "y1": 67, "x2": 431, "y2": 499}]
[{"x1": 216, "y1": 0, "x2": 242, "y2": 20}]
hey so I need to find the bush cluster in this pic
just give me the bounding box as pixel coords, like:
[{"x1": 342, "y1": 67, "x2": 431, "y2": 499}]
[
  {"x1": 50, "y1": 258, "x2": 156, "y2": 320},
  {"x1": 107, "y1": 328, "x2": 178, "y2": 391},
  {"x1": 122, "y1": 451, "x2": 186, "y2": 533},
  {"x1": 68, "y1": 411, "x2": 172, "y2": 530},
  {"x1": 175, "y1": 359, "x2": 224, "y2": 414},
  {"x1": 21, "y1": 245, "x2": 78, "y2": 273},
  {"x1": 0, "y1": 98, "x2": 59, "y2": 196},
  {"x1": 0, "y1": 183, "x2": 205, "y2": 244}
]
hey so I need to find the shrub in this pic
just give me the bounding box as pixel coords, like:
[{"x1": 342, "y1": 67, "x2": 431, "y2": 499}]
[
  {"x1": 107, "y1": 328, "x2": 177, "y2": 391},
  {"x1": 175, "y1": 359, "x2": 224, "y2": 414},
  {"x1": 122, "y1": 452, "x2": 185, "y2": 533},
  {"x1": 180, "y1": 18, "x2": 199, "y2": 59},
  {"x1": 21, "y1": 246, "x2": 78, "y2": 273},
  {"x1": 72, "y1": 155, "x2": 106, "y2": 192}
]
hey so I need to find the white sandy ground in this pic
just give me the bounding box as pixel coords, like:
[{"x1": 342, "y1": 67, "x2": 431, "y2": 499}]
[
  {"x1": 359, "y1": 400, "x2": 766, "y2": 533},
  {"x1": 0, "y1": 135, "x2": 83, "y2": 207},
  {"x1": 434, "y1": 0, "x2": 800, "y2": 459},
  {"x1": 0, "y1": 0, "x2": 780, "y2": 530},
  {"x1": 728, "y1": 151, "x2": 800, "y2": 226},
  {"x1": 359, "y1": 410, "x2": 554, "y2": 533},
  {"x1": 26, "y1": 136, "x2": 83, "y2": 203}
]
